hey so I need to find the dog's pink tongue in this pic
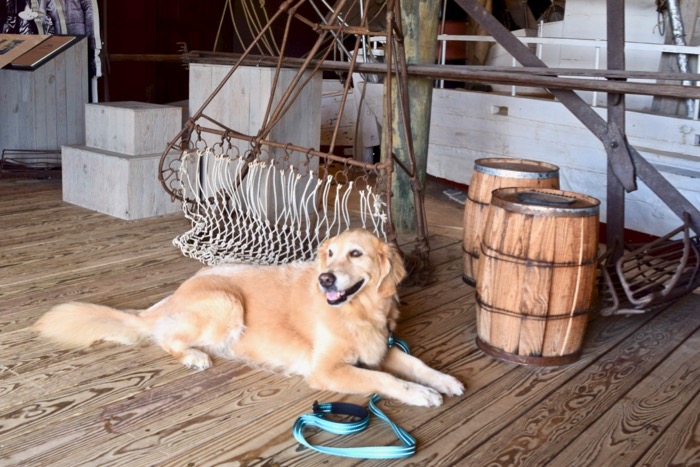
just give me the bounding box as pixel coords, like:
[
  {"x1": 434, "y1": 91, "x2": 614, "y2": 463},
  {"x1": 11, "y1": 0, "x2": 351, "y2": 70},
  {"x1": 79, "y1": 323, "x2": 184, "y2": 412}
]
[{"x1": 326, "y1": 291, "x2": 342, "y2": 301}]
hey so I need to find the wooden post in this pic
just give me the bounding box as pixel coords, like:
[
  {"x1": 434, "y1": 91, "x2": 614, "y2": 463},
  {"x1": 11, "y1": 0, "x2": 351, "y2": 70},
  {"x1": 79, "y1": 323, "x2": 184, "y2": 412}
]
[
  {"x1": 383, "y1": 0, "x2": 440, "y2": 234},
  {"x1": 606, "y1": 0, "x2": 628, "y2": 260}
]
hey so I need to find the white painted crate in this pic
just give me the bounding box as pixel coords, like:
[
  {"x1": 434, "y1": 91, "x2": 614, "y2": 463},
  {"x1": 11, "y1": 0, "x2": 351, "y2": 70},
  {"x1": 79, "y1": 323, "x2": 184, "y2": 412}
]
[
  {"x1": 85, "y1": 101, "x2": 181, "y2": 156},
  {"x1": 62, "y1": 145, "x2": 181, "y2": 220},
  {"x1": 188, "y1": 64, "x2": 323, "y2": 212}
]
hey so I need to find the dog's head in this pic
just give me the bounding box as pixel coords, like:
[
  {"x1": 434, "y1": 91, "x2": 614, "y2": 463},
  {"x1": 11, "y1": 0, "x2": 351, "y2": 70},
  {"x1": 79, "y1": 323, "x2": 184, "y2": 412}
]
[{"x1": 316, "y1": 229, "x2": 407, "y2": 306}]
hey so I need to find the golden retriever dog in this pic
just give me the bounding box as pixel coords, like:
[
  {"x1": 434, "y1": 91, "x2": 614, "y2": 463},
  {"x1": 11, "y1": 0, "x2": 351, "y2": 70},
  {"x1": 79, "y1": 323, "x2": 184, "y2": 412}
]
[{"x1": 34, "y1": 229, "x2": 464, "y2": 407}]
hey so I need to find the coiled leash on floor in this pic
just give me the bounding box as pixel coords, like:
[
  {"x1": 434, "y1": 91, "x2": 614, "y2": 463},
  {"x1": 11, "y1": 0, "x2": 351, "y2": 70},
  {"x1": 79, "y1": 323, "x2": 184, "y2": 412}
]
[{"x1": 291, "y1": 336, "x2": 417, "y2": 459}]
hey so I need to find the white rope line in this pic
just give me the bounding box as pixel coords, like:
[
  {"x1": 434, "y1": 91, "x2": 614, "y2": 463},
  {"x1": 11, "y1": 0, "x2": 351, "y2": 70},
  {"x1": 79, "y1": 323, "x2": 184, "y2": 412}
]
[{"x1": 341, "y1": 181, "x2": 354, "y2": 229}]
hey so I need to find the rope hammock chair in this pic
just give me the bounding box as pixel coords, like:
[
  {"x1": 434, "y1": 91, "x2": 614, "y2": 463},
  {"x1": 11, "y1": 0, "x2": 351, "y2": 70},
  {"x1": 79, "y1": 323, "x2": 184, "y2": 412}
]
[{"x1": 158, "y1": 0, "x2": 430, "y2": 268}]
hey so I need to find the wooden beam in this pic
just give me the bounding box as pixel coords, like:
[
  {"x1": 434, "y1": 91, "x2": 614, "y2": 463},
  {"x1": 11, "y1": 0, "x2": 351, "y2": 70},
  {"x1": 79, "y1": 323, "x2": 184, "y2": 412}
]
[
  {"x1": 385, "y1": 0, "x2": 440, "y2": 235},
  {"x1": 183, "y1": 51, "x2": 700, "y2": 99}
]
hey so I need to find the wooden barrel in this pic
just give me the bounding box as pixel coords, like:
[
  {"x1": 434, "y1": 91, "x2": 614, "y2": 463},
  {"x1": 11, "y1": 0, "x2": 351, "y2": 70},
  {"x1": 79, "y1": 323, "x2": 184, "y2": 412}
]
[
  {"x1": 475, "y1": 188, "x2": 600, "y2": 366},
  {"x1": 462, "y1": 158, "x2": 559, "y2": 286}
]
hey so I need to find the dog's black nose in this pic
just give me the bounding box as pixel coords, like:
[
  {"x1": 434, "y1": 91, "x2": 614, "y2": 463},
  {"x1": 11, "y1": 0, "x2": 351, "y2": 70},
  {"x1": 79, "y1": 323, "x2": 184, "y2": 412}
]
[{"x1": 318, "y1": 272, "x2": 336, "y2": 289}]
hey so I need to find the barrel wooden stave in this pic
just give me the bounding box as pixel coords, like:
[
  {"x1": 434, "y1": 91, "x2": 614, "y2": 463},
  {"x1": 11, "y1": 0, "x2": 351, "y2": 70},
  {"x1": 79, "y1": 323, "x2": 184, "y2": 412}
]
[
  {"x1": 462, "y1": 158, "x2": 559, "y2": 287},
  {"x1": 476, "y1": 188, "x2": 599, "y2": 365}
]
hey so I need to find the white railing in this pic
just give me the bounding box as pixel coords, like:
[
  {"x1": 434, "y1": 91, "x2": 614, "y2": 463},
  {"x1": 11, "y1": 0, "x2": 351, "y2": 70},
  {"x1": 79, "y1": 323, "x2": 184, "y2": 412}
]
[{"x1": 367, "y1": 33, "x2": 700, "y2": 119}]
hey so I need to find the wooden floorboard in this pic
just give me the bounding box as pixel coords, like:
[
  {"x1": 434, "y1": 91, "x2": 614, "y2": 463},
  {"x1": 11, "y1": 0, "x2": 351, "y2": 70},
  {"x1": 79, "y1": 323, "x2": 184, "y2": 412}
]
[
  {"x1": 457, "y1": 298, "x2": 700, "y2": 466},
  {"x1": 1, "y1": 178, "x2": 698, "y2": 466},
  {"x1": 551, "y1": 327, "x2": 700, "y2": 466},
  {"x1": 637, "y1": 387, "x2": 700, "y2": 466}
]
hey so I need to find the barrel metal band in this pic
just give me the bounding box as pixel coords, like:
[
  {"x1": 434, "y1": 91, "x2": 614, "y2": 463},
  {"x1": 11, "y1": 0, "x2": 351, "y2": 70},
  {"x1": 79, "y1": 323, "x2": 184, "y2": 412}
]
[
  {"x1": 490, "y1": 196, "x2": 600, "y2": 217},
  {"x1": 475, "y1": 293, "x2": 592, "y2": 320},
  {"x1": 465, "y1": 195, "x2": 490, "y2": 207},
  {"x1": 474, "y1": 165, "x2": 559, "y2": 179},
  {"x1": 463, "y1": 246, "x2": 479, "y2": 259},
  {"x1": 480, "y1": 244, "x2": 598, "y2": 268}
]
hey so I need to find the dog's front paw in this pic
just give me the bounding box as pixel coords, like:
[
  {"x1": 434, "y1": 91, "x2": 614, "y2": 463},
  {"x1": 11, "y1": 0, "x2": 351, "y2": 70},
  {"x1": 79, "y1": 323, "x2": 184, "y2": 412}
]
[
  {"x1": 431, "y1": 373, "x2": 465, "y2": 397},
  {"x1": 405, "y1": 383, "x2": 443, "y2": 407},
  {"x1": 181, "y1": 349, "x2": 212, "y2": 370}
]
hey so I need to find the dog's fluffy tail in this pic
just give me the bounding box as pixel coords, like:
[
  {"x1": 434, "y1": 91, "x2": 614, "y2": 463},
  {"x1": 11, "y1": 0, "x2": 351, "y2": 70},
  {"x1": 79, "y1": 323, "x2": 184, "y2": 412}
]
[{"x1": 33, "y1": 302, "x2": 151, "y2": 347}]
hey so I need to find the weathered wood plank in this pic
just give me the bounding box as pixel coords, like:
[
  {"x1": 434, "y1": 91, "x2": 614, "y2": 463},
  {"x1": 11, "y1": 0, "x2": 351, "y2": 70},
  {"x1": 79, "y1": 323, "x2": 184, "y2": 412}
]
[
  {"x1": 400, "y1": 256, "x2": 465, "y2": 298},
  {"x1": 2, "y1": 207, "x2": 185, "y2": 249},
  {"x1": 549, "y1": 326, "x2": 700, "y2": 466},
  {"x1": 0, "y1": 355, "x2": 191, "y2": 447},
  {"x1": 637, "y1": 384, "x2": 700, "y2": 466},
  {"x1": 1, "y1": 226, "x2": 187, "y2": 281},
  {"x1": 441, "y1": 296, "x2": 700, "y2": 466},
  {"x1": 0, "y1": 257, "x2": 201, "y2": 334},
  {"x1": 0, "y1": 180, "x2": 64, "y2": 212},
  {"x1": 0, "y1": 335, "x2": 187, "y2": 411}
]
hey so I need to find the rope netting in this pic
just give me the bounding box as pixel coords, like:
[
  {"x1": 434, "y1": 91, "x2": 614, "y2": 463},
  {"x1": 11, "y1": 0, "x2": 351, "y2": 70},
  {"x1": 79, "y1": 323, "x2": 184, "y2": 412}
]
[
  {"x1": 167, "y1": 133, "x2": 390, "y2": 265},
  {"x1": 159, "y1": 0, "x2": 430, "y2": 266}
]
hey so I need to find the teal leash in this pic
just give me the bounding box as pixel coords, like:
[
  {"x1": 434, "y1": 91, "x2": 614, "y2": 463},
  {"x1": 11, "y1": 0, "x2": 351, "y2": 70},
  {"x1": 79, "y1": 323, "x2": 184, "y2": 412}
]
[{"x1": 291, "y1": 336, "x2": 417, "y2": 459}]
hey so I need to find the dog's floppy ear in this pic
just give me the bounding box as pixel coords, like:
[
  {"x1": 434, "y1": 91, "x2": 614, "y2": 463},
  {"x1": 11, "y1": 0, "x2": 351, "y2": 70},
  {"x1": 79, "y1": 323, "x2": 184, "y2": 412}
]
[{"x1": 377, "y1": 241, "x2": 407, "y2": 297}]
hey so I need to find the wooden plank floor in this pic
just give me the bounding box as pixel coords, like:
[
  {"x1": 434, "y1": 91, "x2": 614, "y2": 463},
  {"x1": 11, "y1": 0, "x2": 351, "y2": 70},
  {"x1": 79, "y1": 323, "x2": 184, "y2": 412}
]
[{"x1": 1, "y1": 178, "x2": 699, "y2": 466}]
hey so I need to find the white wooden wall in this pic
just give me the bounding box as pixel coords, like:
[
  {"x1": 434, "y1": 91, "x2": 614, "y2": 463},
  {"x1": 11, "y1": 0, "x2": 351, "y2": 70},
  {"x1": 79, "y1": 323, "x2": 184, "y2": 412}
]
[
  {"x1": 0, "y1": 38, "x2": 88, "y2": 152},
  {"x1": 344, "y1": 80, "x2": 700, "y2": 237},
  {"x1": 427, "y1": 90, "x2": 700, "y2": 238}
]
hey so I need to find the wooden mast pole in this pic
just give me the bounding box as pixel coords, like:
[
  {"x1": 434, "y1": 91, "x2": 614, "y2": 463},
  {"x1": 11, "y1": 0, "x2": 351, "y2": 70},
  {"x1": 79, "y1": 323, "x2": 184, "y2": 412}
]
[{"x1": 383, "y1": 0, "x2": 440, "y2": 235}]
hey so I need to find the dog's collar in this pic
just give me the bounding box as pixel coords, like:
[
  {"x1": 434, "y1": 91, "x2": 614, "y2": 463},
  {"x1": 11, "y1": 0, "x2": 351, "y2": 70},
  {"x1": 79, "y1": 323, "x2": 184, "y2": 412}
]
[{"x1": 387, "y1": 334, "x2": 410, "y2": 353}]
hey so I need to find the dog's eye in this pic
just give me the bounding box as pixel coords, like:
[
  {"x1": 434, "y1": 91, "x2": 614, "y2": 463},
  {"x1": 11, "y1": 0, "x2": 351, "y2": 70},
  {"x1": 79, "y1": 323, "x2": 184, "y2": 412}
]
[
  {"x1": 349, "y1": 249, "x2": 363, "y2": 258},
  {"x1": 328, "y1": 249, "x2": 334, "y2": 258}
]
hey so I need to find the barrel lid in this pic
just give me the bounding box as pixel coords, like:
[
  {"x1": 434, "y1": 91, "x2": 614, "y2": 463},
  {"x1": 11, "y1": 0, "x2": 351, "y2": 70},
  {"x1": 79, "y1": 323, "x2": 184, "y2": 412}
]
[
  {"x1": 491, "y1": 188, "x2": 600, "y2": 217},
  {"x1": 475, "y1": 158, "x2": 559, "y2": 179}
]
